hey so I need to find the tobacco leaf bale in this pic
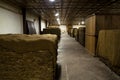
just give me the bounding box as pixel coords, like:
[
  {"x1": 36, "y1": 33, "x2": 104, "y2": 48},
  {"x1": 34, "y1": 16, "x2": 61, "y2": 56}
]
[
  {"x1": 73, "y1": 28, "x2": 78, "y2": 38},
  {"x1": 78, "y1": 27, "x2": 85, "y2": 46},
  {"x1": 0, "y1": 51, "x2": 54, "y2": 80},
  {"x1": 0, "y1": 34, "x2": 57, "y2": 73},
  {"x1": 70, "y1": 28, "x2": 74, "y2": 37},
  {"x1": 0, "y1": 34, "x2": 56, "y2": 54},
  {"x1": 43, "y1": 28, "x2": 61, "y2": 40}
]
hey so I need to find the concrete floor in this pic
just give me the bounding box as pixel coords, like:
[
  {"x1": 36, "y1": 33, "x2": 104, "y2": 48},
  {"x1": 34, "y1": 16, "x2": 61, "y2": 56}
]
[{"x1": 57, "y1": 33, "x2": 120, "y2": 80}]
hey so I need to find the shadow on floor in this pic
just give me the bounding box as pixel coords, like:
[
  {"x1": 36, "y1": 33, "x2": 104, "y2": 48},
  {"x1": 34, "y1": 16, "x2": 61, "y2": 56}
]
[{"x1": 56, "y1": 63, "x2": 61, "y2": 80}]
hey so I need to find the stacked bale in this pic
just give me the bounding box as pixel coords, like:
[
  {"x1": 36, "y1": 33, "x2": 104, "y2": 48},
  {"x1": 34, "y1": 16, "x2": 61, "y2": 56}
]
[
  {"x1": 67, "y1": 28, "x2": 72, "y2": 35},
  {"x1": 75, "y1": 29, "x2": 79, "y2": 41},
  {"x1": 70, "y1": 28, "x2": 74, "y2": 37},
  {"x1": 70, "y1": 28, "x2": 77, "y2": 37},
  {"x1": 72, "y1": 28, "x2": 77, "y2": 37},
  {"x1": 0, "y1": 34, "x2": 58, "y2": 80},
  {"x1": 0, "y1": 51, "x2": 53, "y2": 80},
  {"x1": 78, "y1": 27, "x2": 85, "y2": 47},
  {"x1": 31, "y1": 34, "x2": 58, "y2": 49},
  {"x1": 96, "y1": 30, "x2": 120, "y2": 74},
  {"x1": 43, "y1": 28, "x2": 61, "y2": 41},
  {"x1": 67, "y1": 25, "x2": 73, "y2": 35},
  {"x1": 74, "y1": 28, "x2": 78, "y2": 39}
]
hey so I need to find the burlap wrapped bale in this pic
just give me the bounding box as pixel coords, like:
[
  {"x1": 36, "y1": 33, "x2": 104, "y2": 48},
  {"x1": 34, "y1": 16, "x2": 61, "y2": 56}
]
[
  {"x1": 0, "y1": 34, "x2": 58, "y2": 80},
  {"x1": 43, "y1": 28, "x2": 61, "y2": 40},
  {"x1": 72, "y1": 28, "x2": 77, "y2": 37},
  {"x1": 74, "y1": 28, "x2": 78, "y2": 40},
  {"x1": 0, "y1": 34, "x2": 57, "y2": 64},
  {"x1": 96, "y1": 30, "x2": 120, "y2": 67},
  {"x1": 75, "y1": 29, "x2": 79, "y2": 41},
  {"x1": 30, "y1": 34, "x2": 58, "y2": 49},
  {"x1": 78, "y1": 27, "x2": 85, "y2": 47},
  {"x1": 0, "y1": 34, "x2": 57, "y2": 54},
  {"x1": 0, "y1": 51, "x2": 54, "y2": 80},
  {"x1": 67, "y1": 28, "x2": 72, "y2": 35},
  {"x1": 69, "y1": 28, "x2": 76, "y2": 37},
  {"x1": 70, "y1": 28, "x2": 74, "y2": 37}
]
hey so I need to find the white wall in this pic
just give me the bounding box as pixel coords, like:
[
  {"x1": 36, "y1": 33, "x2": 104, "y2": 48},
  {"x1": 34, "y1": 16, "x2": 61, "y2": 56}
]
[
  {"x1": 26, "y1": 12, "x2": 47, "y2": 32},
  {"x1": 41, "y1": 20, "x2": 46, "y2": 31},
  {"x1": 0, "y1": 7, "x2": 23, "y2": 34},
  {"x1": 26, "y1": 12, "x2": 39, "y2": 34},
  {"x1": 73, "y1": 25, "x2": 86, "y2": 29},
  {"x1": 34, "y1": 19, "x2": 39, "y2": 34},
  {"x1": 60, "y1": 25, "x2": 67, "y2": 34}
]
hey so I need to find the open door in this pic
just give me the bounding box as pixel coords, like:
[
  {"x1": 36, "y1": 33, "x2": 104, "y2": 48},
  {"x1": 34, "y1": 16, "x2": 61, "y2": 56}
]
[{"x1": 26, "y1": 20, "x2": 36, "y2": 34}]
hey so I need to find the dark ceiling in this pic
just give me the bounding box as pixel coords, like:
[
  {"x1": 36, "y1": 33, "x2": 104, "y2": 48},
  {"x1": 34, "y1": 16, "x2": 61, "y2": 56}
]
[{"x1": 2, "y1": 0, "x2": 120, "y2": 25}]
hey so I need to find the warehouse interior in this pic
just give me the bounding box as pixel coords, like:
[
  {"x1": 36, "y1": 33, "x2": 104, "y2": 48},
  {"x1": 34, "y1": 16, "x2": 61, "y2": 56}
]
[{"x1": 0, "y1": 0, "x2": 120, "y2": 80}]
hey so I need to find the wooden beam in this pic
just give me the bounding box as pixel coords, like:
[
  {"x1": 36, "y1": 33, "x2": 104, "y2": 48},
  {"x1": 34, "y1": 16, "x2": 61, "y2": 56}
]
[
  {"x1": 45, "y1": 20, "x2": 48, "y2": 28},
  {"x1": 22, "y1": 8, "x2": 27, "y2": 34}
]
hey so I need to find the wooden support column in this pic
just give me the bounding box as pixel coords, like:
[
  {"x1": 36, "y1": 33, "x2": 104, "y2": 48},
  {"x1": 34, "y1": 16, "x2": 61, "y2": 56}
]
[
  {"x1": 39, "y1": 16, "x2": 41, "y2": 34},
  {"x1": 45, "y1": 20, "x2": 48, "y2": 28},
  {"x1": 22, "y1": 8, "x2": 27, "y2": 34},
  {"x1": 49, "y1": 21, "x2": 51, "y2": 26}
]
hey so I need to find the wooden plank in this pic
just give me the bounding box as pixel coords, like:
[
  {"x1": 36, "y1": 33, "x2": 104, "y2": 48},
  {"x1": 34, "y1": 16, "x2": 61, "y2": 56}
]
[{"x1": 22, "y1": 8, "x2": 27, "y2": 34}]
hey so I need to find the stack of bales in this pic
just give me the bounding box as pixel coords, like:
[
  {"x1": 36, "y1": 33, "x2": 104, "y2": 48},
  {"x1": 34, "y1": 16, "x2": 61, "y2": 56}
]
[
  {"x1": 72, "y1": 28, "x2": 77, "y2": 37},
  {"x1": 43, "y1": 28, "x2": 61, "y2": 40},
  {"x1": 70, "y1": 28, "x2": 74, "y2": 37},
  {"x1": 78, "y1": 27, "x2": 85, "y2": 46},
  {"x1": 0, "y1": 34, "x2": 58, "y2": 80},
  {"x1": 68, "y1": 27, "x2": 86, "y2": 47},
  {"x1": 75, "y1": 28, "x2": 79, "y2": 41},
  {"x1": 67, "y1": 28, "x2": 72, "y2": 35},
  {"x1": 73, "y1": 28, "x2": 78, "y2": 39},
  {"x1": 67, "y1": 25, "x2": 72, "y2": 35},
  {"x1": 70, "y1": 28, "x2": 77, "y2": 37},
  {"x1": 96, "y1": 30, "x2": 120, "y2": 74}
]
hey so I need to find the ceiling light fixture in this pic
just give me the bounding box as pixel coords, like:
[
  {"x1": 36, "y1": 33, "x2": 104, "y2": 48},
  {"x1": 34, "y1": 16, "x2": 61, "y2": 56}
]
[
  {"x1": 57, "y1": 20, "x2": 60, "y2": 25},
  {"x1": 57, "y1": 18, "x2": 60, "y2": 21},
  {"x1": 49, "y1": 0, "x2": 55, "y2": 2},
  {"x1": 55, "y1": 13, "x2": 59, "y2": 16},
  {"x1": 56, "y1": 18, "x2": 60, "y2": 25},
  {"x1": 81, "y1": 21, "x2": 85, "y2": 25}
]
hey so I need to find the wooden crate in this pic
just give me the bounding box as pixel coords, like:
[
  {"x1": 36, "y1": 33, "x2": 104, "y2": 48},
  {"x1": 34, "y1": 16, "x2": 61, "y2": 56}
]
[
  {"x1": 74, "y1": 28, "x2": 78, "y2": 38},
  {"x1": 85, "y1": 14, "x2": 120, "y2": 55},
  {"x1": 78, "y1": 27, "x2": 85, "y2": 46},
  {"x1": 70, "y1": 28, "x2": 74, "y2": 37},
  {"x1": 85, "y1": 16, "x2": 96, "y2": 35},
  {"x1": 75, "y1": 29, "x2": 79, "y2": 41},
  {"x1": 96, "y1": 30, "x2": 120, "y2": 67}
]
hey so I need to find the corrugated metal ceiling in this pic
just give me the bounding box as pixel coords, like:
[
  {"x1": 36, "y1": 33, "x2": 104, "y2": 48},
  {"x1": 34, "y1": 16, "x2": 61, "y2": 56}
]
[{"x1": 2, "y1": 0, "x2": 120, "y2": 25}]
